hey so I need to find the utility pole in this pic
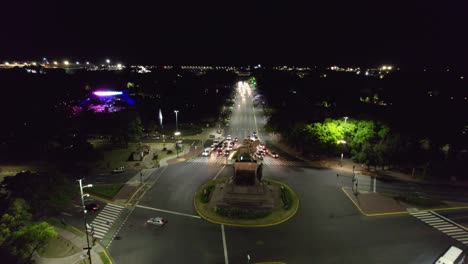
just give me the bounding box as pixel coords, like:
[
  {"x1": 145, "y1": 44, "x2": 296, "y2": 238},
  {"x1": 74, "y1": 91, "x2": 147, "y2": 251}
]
[{"x1": 78, "y1": 179, "x2": 93, "y2": 264}]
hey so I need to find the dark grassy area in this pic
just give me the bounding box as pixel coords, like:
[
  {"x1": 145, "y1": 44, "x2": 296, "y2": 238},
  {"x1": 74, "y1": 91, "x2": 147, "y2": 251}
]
[{"x1": 86, "y1": 183, "x2": 125, "y2": 199}]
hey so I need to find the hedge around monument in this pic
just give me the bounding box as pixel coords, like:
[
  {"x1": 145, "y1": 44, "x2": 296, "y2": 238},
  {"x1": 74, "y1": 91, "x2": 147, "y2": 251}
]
[{"x1": 194, "y1": 179, "x2": 299, "y2": 227}]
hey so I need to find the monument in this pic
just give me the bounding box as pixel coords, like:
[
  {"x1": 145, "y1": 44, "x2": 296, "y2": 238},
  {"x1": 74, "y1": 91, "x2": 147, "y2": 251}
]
[{"x1": 210, "y1": 148, "x2": 279, "y2": 210}]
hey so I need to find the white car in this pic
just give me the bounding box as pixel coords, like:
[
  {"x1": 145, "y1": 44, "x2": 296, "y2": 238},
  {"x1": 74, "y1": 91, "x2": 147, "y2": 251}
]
[
  {"x1": 147, "y1": 217, "x2": 167, "y2": 226},
  {"x1": 112, "y1": 166, "x2": 125, "y2": 173},
  {"x1": 226, "y1": 135, "x2": 232, "y2": 141},
  {"x1": 202, "y1": 148, "x2": 211, "y2": 156}
]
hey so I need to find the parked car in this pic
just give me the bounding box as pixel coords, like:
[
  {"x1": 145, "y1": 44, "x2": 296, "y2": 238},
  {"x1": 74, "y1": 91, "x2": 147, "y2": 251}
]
[
  {"x1": 234, "y1": 137, "x2": 238, "y2": 142},
  {"x1": 224, "y1": 150, "x2": 230, "y2": 157},
  {"x1": 226, "y1": 135, "x2": 232, "y2": 141},
  {"x1": 112, "y1": 166, "x2": 125, "y2": 173},
  {"x1": 147, "y1": 217, "x2": 167, "y2": 226},
  {"x1": 85, "y1": 203, "x2": 100, "y2": 212}
]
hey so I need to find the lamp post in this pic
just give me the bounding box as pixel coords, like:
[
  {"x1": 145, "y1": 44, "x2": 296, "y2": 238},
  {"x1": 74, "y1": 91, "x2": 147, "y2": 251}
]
[
  {"x1": 78, "y1": 179, "x2": 93, "y2": 264},
  {"x1": 174, "y1": 131, "x2": 181, "y2": 157},
  {"x1": 174, "y1": 110, "x2": 179, "y2": 132},
  {"x1": 341, "y1": 116, "x2": 349, "y2": 166}
]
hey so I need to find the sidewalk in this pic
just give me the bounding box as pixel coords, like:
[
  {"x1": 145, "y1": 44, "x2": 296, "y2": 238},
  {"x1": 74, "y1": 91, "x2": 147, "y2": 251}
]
[{"x1": 33, "y1": 226, "x2": 108, "y2": 264}]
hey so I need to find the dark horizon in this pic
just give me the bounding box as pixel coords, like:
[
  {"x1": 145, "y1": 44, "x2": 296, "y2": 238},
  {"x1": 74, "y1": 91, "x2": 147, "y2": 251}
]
[{"x1": 3, "y1": 1, "x2": 468, "y2": 70}]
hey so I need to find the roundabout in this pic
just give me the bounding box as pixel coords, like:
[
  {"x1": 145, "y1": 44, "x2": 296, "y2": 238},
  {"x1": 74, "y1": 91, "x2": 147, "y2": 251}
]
[{"x1": 194, "y1": 178, "x2": 299, "y2": 227}]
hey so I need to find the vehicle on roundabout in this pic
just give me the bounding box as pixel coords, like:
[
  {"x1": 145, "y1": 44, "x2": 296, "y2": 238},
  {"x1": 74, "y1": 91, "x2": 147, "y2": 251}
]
[{"x1": 147, "y1": 217, "x2": 167, "y2": 226}]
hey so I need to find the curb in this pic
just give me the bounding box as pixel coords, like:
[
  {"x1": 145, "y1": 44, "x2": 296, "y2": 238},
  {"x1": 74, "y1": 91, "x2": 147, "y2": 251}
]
[
  {"x1": 341, "y1": 187, "x2": 468, "y2": 217},
  {"x1": 194, "y1": 180, "x2": 299, "y2": 227},
  {"x1": 340, "y1": 187, "x2": 408, "y2": 217}
]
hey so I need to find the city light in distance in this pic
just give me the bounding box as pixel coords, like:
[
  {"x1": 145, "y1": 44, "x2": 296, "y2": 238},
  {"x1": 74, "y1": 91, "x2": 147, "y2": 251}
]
[{"x1": 63, "y1": 60, "x2": 69, "y2": 65}]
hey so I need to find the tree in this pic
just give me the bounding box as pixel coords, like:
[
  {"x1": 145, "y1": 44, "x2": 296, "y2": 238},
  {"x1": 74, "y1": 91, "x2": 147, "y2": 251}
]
[
  {"x1": 126, "y1": 115, "x2": 144, "y2": 142},
  {"x1": 0, "y1": 199, "x2": 57, "y2": 263},
  {"x1": 2, "y1": 172, "x2": 76, "y2": 217},
  {"x1": 0, "y1": 199, "x2": 32, "y2": 244}
]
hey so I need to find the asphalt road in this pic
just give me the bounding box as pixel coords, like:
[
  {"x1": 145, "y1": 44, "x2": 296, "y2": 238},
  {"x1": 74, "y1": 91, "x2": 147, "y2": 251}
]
[{"x1": 108, "y1": 81, "x2": 465, "y2": 263}]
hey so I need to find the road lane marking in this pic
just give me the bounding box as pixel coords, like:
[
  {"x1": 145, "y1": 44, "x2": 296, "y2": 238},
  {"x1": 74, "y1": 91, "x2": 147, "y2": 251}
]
[
  {"x1": 432, "y1": 211, "x2": 468, "y2": 231},
  {"x1": 136, "y1": 205, "x2": 201, "y2": 219},
  {"x1": 213, "y1": 165, "x2": 226, "y2": 180},
  {"x1": 221, "y1": 224, "x2": 229, "y2": 264}
]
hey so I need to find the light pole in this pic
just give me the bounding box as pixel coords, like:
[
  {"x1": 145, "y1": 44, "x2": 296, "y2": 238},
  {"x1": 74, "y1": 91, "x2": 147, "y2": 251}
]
[
  {"x1": 78, "y1": 179, "x2": 93, "y2": 264},
  {"x1": 174, "y1": 131, "x2": 181, "y2": 157},
  {"x1": 341, "y1": 116, "x2": 349, "y2": 166},
  {"x1": 174, "y1": 110, "x2": 179, "y2": 132}
]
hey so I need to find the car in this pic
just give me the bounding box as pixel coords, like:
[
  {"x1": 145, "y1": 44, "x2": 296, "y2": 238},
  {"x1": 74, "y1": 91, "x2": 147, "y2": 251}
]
[
  {"x1": 112, "y1": 166, "x2": 125, "y2": 173},
  {"x1": 224, "y1": 150, "x2": 230, "y2": 157},
  {"x1": 147, "y1": 217, "x2": 167, "y2": 226},
  {"x1": 226, "y1": 135, "x2": 232, "y2": 141},
  {"x1": 234, "y1": 137, "x2": 238, "y2": 142},
  {"x1": 255, "y1": 152, "x2": 264, "y2": 160},
  {"x1": 269, "y1": 151, "x2": 279, "y2": 158},
  {"x1": 85, "y1": 203, "x2": 100, "y2": 212},
  {"x1": 226, "y1": 145, "x2": 233, "y2": 151},
  {"x1": 217, "y1": 149, "x2": 223, "y2": 156},
  {"x1": 202, "y1": 148, "x2": 211, "y2": 156}
]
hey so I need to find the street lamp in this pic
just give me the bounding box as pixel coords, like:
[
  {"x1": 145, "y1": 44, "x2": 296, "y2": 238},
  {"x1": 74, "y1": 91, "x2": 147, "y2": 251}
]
[
  {"x1": 78, "y1": 179, "x2": 93, "y2": 264},
  {"x1": 174, "y1": 110, "x2": 179, "y2": 132},
  {"x1": 341, "y1": 116, "x2": 349, "y2": 166},
  {"x1": 174, "y1": 131, "x2": 181, "y2": 157}
]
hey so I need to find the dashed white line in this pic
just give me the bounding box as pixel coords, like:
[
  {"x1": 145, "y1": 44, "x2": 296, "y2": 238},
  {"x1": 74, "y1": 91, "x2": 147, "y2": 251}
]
[{"x1": 136, "y1": 205, "x2": 201, "y2": 219}]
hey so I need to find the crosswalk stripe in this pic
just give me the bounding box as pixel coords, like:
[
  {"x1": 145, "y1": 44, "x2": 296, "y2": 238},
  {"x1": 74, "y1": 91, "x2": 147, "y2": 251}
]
[
  {"x1": 416, "y1": 217, "x2": 437, "y2": 221},
  {"x1": 90, "y1": 226, "x2": 108, "y2": 233},
  {"x1": 106, "y1": 203, "x2": 124, "y2": 209},
  {"x1": 452, "y1": 234, "x2": 468, "y2": 238},
  {"x1": 411, "y1": 212, "x2": 431, "y2": 216},
  {"x1": 424, "y1": 219, "x2": 445, "y2": 223},
  {"x1": 463, "y1": 241, "x2": 468, "y2": 244},
  {"x1": 432, "y1": 224, "x2": 453, "y2": 227},
  {"x1": 99, "y1": 210, "x2": 121, "y2": 218},
  {"x1": 436, "y1": 226, "x2": 458, "y2": 230},
  {"x1": 103, "y1": 206, "x2": 123, "y2": 213},
  {"x1": 95, "y1": 215, "x2": 116, "y2": 222},
  {"x1": 93, "y1": 218, "x2": 113, "y2": 225},
  {"x1": 444, "y1": 230, "x2": 466, "y2": 235}
]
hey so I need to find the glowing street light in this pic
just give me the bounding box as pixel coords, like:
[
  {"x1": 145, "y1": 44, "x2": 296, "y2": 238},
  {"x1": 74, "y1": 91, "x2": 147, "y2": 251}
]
[
  {"x1": 174, "y1": 110, "x2": 179, "y2": 132},
  {"x1": 78, "y1": 179, "x2": 93, "y2": 264},
  {"x1": 106, "y1": 59, "x2": 110, "y2": 64},
  {"x1": 53, "y1": 61, "x2": 58, "y2": 65}
]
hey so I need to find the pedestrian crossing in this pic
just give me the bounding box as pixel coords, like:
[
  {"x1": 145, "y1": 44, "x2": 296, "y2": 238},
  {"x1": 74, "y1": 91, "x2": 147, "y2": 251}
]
[
  {"x1": 411, "y1": 211, "x2": 468, "y2": 245},
  {"x1": 187, "y1": 155, "x2": 304, "y2": 166},
  {"x1": 88, "y1": 203, "x2": 125, "y2": 240}
]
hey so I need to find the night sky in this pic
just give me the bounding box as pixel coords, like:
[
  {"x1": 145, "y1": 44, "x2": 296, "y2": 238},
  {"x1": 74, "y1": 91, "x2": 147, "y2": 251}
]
[{"x1": 3, "y1": 1, "x2": 468, "y2": 68}]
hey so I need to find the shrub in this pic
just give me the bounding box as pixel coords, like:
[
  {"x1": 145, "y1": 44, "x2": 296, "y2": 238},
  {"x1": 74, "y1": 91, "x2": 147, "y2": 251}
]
[
  {"x1": 280, "y1": 186, "x2": 292, "y2": 210},
  {"x1": 162, "y1": 147, "x2": 167, "y2": 151},
  {"x1": 201, "y1": 185, "x2": 214, "y2": 203},
  {"x1": 167, "y1": 150, "x2": 173, "y2": 154}
]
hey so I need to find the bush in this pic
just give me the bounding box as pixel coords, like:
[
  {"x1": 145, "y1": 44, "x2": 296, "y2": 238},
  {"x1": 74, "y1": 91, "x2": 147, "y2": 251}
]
[
  {"x1": 162, "y1": 147, "x2": 167, "y2": 151},
  {"x1": 167, "y1": 150, "x2": 173, "y2": 154},
  {"x1": 201, "y1": 185, "x2": 214, "y2": 203},
  {"x1": 214, "y1": 207, "x2": 271, "y2": 219},
  {"x1": 280, "y1": 186, "x2": 292, "y2": 210}
]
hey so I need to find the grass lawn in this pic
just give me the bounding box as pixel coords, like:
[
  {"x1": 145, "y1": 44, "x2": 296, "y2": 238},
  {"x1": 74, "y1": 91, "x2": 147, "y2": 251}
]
[
  {"x1": 87, "y1": 183, "x2": 125, "y2": 199},
  {"x1": 45, "y1": 218, "x2": 83, "y2": 237},
  {"x1": 195, "y1": 179, "x2": 299, "y2": 226},
  {"x1": 90, "y1": 142, "x2": 179, "y2": 172},
  {"x1": 38, "y1": 235, "x2": 80, "y2": 258}
]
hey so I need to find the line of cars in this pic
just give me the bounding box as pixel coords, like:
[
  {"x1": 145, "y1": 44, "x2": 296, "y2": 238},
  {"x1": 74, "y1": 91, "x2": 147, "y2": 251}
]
[
  {"x1": 202, "y1": 135, "x2": 238, "y2": 157},
  {"x1": 254, "y1": 141, "x2": 279, "y2": 160}
]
